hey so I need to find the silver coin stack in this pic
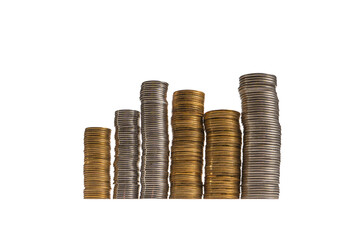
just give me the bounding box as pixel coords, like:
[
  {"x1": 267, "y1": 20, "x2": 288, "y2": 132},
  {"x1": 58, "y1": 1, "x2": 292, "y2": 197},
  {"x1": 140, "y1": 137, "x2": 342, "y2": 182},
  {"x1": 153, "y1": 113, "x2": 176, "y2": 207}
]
[
  {"x1": 113, "y1": 110, "x2": 140, "y2": 199},
  {"x1": 239, "y1": 73, "x2": 281, "y2": 199},
  {"x1": 140, "y1": 80, "x2": 170, "y2": 198}
]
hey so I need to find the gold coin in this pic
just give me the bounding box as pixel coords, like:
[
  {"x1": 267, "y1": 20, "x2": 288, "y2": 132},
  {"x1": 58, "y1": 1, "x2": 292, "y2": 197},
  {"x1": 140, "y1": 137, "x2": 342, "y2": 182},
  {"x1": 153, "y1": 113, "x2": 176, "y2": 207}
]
[
  {"x1": 170, "y1": 90, "x2": 205, "y2": 199},
  {"x1": 204, "y1": 110, "x2": 241, "y2": 199},
  {"x1": 83, "y1": 127, "x2": 111, "y2": 199}
]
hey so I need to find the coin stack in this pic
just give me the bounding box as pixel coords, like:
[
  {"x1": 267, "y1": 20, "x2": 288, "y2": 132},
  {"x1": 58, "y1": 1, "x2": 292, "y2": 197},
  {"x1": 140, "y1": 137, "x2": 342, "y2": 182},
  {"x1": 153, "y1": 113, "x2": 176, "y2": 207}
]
[
  {"x1": 204, "y1": 110, "x2": 242, "y2": 199},
  {"x1": 83, "y1": 127, "x2": 111, "y2": 199},
  {"x1": 113, "y1": 110, "x2": 140, "y2": 199},
  {"x1": 140, "y1": 80, "x2": 170, "y2": 199},
  {"x1": 239, "y1": 73, "x2": 281, "y2": 199},
  {"x1": 170, "y1": 90, "x2": 205, "y2": 199}
]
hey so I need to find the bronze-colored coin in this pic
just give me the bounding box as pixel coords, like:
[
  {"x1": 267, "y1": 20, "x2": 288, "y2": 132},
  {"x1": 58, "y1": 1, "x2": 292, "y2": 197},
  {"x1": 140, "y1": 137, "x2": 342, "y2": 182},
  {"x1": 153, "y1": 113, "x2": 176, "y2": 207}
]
[
  {"x1": 204, "y1": 110, "x2": 241, "y2": 199},
  {"x1": 83, "y1": 127, "x2": 111, "y2": 199},
  {"x1": 170, "y1": 90, "x2": 205, "y2": 199}
]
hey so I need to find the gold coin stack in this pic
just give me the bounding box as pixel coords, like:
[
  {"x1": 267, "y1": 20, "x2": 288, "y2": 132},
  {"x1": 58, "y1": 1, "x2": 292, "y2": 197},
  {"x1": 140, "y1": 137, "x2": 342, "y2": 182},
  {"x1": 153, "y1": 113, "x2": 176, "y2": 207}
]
[
  {"x1": 204, "y1": 110, "x2": 242, "y2": 199},
  {"x1": 170, "y1": 90, "x2": 205, "y2": 199},
  {"x1": 83, "y1": 127, "x2": 111, "y2": 199}
]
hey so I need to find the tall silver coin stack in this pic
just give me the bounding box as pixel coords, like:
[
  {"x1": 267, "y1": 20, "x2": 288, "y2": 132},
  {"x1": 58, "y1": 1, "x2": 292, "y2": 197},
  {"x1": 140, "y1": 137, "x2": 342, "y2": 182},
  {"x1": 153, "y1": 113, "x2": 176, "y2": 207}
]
[
  {"x1": 140, "y1": 80, "x2": 170, "y2": 198},
  {"x1": 113, "y1": 110, "x2": 140, "y2": 199},
  {"x1": 239, "y1": 73, "x2": 281, "y2": 199}
]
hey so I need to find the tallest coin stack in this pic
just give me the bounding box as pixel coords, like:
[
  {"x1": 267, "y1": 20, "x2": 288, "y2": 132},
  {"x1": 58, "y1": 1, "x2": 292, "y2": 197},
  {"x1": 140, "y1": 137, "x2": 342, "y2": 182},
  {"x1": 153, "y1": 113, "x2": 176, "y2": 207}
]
[
  {"x1": 239, "y1": 73, "x2": 281, "y2": 199},
  {"x1": 140, "y1": 81, "x2": 170, "y2": 198}
]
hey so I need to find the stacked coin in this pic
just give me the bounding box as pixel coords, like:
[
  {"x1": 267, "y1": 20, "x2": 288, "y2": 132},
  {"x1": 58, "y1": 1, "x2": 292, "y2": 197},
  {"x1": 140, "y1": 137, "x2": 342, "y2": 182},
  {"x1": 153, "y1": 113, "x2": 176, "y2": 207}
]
[
  {"x1": 204, "y1": 110, "x2": 241, "y2": 199},
  {"x1": 140, "y1": 80, "x2": 170, "y2": 198},
  {"x1": 239, "y1": 73, "x2": 281, "y2": 199},
  {"x1": 170, "y1": 90, "x2": 205, "y2": 199},
  {"x1": 113, "y1": 110, "x2": 140, "y2": 199},
  {"x1": 83, "y1": 127, "x2": 111, "y2": 199}
]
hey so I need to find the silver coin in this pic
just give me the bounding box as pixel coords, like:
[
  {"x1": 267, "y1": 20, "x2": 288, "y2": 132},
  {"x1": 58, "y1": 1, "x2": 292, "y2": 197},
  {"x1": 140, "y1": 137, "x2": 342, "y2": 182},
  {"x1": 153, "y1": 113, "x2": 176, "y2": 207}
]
[
  {"x1": 239, "y1": 73, "x2": 281, "y2": 199},
  {"x1": 113, "y1": 110, "x2": 140, "y2": 199},
  {"x1": 140, "y1": 81, "x2": 170, "y2": 199}
]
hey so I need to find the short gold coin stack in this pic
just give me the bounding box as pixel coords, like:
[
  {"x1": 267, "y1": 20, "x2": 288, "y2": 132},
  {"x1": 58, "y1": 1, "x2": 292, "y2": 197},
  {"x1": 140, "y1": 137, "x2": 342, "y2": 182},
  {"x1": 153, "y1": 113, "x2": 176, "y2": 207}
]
[
  {"x1": 204, "y1": 110, "x2": 242, "y2": 199},
  {"x1": 170, "y1": 90, "x2": 205, "y2": 199},
  {"x1": 83, "y1": 127, "x2": 111, "y2": 199}
]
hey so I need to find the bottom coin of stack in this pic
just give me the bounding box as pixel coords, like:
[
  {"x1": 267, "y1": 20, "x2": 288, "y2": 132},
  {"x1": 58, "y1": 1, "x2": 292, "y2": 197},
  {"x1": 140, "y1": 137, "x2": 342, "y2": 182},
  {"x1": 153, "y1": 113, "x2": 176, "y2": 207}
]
[
  {"x1": 204, "y1": 110, "x2": 242, "y2": 199},
  {"x1": 83, "y1": 127, "x2": 111, "y2": 199},
  {"x1": 113, "y1": 110, "x2": 140, "y2": 199},
  {"x1": 170, "y1": 90, "x2": 205, "y2": 199}
]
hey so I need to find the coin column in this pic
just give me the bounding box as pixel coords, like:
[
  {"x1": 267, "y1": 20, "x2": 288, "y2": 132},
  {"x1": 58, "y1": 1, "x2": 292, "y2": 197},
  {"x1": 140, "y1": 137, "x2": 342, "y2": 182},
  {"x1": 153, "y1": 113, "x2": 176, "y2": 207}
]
[
  {"x1": 113, "y1": 110, "x2": 140, "y2": 199},
  {"x1": 170, "y1": 90, "x2": 205, "y2": 199},
  {"x1": 83, "y1": 127, "x2": 111, "y2": 199},
  {"x1": 140, "y1": 81, "x2": 170, "y2": 199},
  {"x1": 239, "y1": 73, "x2": 281, "y2": 199},
  {"x1": 204, "y1": 110, "x2": 242, "y2": 199}
]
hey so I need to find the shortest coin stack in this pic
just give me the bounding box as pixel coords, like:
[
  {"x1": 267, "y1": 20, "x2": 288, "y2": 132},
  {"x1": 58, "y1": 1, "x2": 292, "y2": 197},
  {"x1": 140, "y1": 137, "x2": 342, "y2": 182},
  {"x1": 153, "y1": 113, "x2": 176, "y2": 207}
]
[
  {"x1": 204, "y1": 110, "x2": 242, "y2": 199},
  {"x1": 113, "y1": 110, "x2": 140, "y2": 199},
  {"x1": 84, "y1": 127, "x2": 111, "y2": 199}
]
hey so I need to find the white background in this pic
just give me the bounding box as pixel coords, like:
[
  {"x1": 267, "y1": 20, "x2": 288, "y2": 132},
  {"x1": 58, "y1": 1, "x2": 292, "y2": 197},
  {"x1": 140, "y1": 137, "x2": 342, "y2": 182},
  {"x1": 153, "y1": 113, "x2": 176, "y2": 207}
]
[{"x1": 1, "y1": 0, "x2": 359, "y2": 239}]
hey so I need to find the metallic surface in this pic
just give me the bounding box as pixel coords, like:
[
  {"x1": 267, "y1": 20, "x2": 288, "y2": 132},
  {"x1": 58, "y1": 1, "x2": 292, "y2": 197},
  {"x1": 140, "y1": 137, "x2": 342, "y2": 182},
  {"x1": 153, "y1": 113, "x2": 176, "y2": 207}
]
[
  {"x1": 204, "y1": 110, "x2": 242, "y2": 199},
  {"x1": 113, "y1": 110, "x2": 140, "y2": 199},
  {"x1": 140, "y1": 81, "x2": 170, "y2": 198},
  {"x1": 83, "y1": 127, "x2": 111, "y2": 199},
  {"x1": 170, "y1": 90, "x2": 205, "y2": 199},
  {"x1": 239, "y1": 73, "x2": 281, "y2": 199}
]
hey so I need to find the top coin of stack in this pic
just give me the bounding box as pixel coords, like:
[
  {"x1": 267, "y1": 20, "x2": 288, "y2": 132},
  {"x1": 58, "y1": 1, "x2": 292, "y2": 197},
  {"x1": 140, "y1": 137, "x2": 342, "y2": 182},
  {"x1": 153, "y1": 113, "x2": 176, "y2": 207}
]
[
  {"x1": 113, "y1": 110, "x2": 140, "y2": 199},
  {"x1": 140, "y1": 80, "x2": 170, "y2": 199},
  {"x1": 239, "y1": 73, "x2": 281, "y2": 199},
  {"x1": 204, "y1": 110, "x2": 242, "y2": 199},
  {"x1": 83, "y1": 127, "x2": 111, "y2": 199},
  {"x1": 170, "y1": 90, "x2": 205, "y2": 199}
]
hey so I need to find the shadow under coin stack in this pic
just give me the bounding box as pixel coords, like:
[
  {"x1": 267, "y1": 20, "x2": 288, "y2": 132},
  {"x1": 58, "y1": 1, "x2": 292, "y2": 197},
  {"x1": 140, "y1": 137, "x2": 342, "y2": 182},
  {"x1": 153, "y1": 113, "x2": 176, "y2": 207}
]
[
  {"x1": 113, "y1": 110, "x2": 140, "y2": 199},
  {"x1": 239, "y1": 73, "x2": 281, "y2": 199},
  {"x1": 204, "y1": 110, "x2": 242, "y2": 199},
  {"x1": 83, "y1": 127, "x2": 111, "y2": 199},
  {"x1": 140, "y1": 81, "x2": 170, "y2": 198},
  {"x1": 170, "y1": 90, "x2": 205, "y2": 199}
]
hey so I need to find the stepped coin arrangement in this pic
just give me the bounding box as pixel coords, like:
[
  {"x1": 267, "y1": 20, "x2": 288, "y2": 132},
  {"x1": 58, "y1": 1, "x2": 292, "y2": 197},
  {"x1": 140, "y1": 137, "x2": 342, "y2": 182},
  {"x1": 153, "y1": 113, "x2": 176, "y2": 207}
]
[
  {"x1": 83, "y1": 74, "x2": 281, "y2": 199},
  {"x1": 113, "y1": 110, "x2": 140, "y2": 199},
  {"x1": 140, "y1": 81, "x2": 170, "y2": 199},
  {"x1": 239, "y1": 73, "x2": 281, "y2": 199},
  {"x1": 83, "y1": 127, "x2": 111, "y2": 199},
  {"x1": 170, "y1": 90, "x2": 205, "y2": 199},
  {"x1": 204, "y1": 110, "x2": 242, "y2": 199}
]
